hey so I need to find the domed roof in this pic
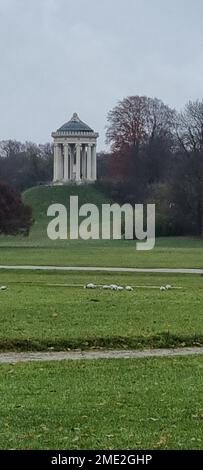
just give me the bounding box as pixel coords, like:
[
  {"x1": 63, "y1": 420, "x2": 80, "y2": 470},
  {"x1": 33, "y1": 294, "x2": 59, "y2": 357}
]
[{"x1": 57, "y1": 112, "x2": 94, "y2": 133}]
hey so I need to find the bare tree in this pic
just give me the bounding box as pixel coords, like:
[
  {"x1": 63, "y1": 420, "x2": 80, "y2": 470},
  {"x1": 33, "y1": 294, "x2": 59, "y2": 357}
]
[
  {"x1": 0, "y1": 140, "x2": 53, "y2": 190},
  {"x1": 106, "y1": 95, "x2": 175, "y2": 153},
  {"x1": 173, "y1": 100, "x2": 203, "y2": 235},
  {"x1": 176, "y1": 100, "x2": 203, "y2": 153}
]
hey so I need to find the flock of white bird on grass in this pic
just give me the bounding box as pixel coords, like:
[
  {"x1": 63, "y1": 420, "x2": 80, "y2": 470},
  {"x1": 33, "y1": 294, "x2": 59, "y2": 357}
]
[
  {"x1": 0, "y1": 284, "x2": 172, "y2": 292},
  {"x1": 84, "y1": 283, "x2": 133, "y2": 291},
  {"x1": 84, "y1": 283, "x2": 172, "y2": 291}
]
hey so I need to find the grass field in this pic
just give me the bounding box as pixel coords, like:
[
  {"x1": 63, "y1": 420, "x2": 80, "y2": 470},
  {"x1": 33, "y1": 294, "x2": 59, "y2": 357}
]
[
  {"x1": 0, "y1": 270, "x2": 202, "y2": 351},
  {"x1": 0, "y1": 184, "x2": 202, "y2": 450},
  {"x1": 0, "y1": 185, "x2": 203, "y2": 268},
  {"x1": 0, "y1": 238, "x2": 203, "y2": 268},
  {"x1": 0, "y1": 356, "x2": 202, "y2": 450}
]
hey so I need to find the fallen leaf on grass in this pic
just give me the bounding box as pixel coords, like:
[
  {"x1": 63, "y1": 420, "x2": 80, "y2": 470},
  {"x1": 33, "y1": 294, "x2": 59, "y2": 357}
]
[
  {"x1": 40, "y1": 425, "x2": 49, "y2": 432},
  {"x1": 156, "y1": 435, "x2": 168, "y2": 447},
  {"x1": 72, "y1": 436, "x2": 79, "y2": 442}
]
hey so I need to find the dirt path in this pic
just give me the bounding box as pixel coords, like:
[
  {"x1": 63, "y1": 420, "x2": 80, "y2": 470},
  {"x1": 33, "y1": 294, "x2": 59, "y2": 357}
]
[
  {"x1": 0, "y1": 347, "x2": 202, "y2": 364},
  {"x1": 0, "y1": 265, "x2": 203, "y2": 274}
]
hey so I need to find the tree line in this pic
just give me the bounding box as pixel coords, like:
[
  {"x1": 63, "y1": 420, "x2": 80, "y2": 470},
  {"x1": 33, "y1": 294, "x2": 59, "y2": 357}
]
[
  {"x1": 0, "y1": 141, "x2": 53, "y2": 191},
  {"x1": 98, "y1": 96, "x2": 203, "y2": 236}
]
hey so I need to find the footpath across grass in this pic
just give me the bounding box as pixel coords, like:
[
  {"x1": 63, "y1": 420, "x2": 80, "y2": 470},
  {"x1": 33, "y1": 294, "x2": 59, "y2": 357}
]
[
  {"x1": 0, "y1": 270, "x2": 202, "y2": 351},
  {"x1": 0, "y1": 356, "x2": 202, "y2": 450}
]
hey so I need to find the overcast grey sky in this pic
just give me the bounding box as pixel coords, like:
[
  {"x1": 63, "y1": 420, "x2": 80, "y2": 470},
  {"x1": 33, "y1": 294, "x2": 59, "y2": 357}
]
[{"x1": 0, "y1": 0, "x2": 202, "y2": 150}]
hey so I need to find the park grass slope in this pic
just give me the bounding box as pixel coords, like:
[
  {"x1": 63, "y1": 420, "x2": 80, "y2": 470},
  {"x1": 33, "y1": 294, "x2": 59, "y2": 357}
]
[
  {"x1": 0, "y1": 183, "x2": 202, "y2": 268},
  {"x1": 23, "y1": 183, "x2": 109, "y2": 240}
]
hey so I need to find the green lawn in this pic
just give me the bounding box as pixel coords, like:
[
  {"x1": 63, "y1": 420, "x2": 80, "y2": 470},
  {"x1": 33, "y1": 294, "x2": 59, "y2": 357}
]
[
  {"x1": 0, "y1": 184, "x2": 202, "y2": 452},
  {"x1": 0, "y1": 356, "x2": 202, "y2": 450},
  {"x1": 0, "y1": 270, "x2": 202, "y2": 351},
  {"x1": 0, "y1": 238, "x2": 203, "y2": 268},
  {"x1": 0, "y1": 184, "x2": 202, "y2": 268}
]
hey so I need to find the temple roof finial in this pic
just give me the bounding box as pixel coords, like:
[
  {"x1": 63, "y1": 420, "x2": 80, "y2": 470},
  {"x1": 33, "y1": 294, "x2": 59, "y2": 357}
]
[{"x1": 71, "y1": 112, "x2": 80, "y2": 122}]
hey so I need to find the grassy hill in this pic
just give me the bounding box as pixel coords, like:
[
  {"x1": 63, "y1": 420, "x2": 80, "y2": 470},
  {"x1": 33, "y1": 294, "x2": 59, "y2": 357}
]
[
  {"x1": 23, "y1": 183, "x2": 109, "y2": 242},
  {"x1": 0, "y1": 183, "x2": 202, "y2": 267}
]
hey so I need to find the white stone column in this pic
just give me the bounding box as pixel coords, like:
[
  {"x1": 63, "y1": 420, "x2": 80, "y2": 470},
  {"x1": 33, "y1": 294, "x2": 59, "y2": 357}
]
[
  {"x1": 76, "y1": 143, "x2": 81, "y2": 181},
  {"x1": 87, "y1": 143, "x2": 92, "y2": 180},
  {"x1": 54, "y1": 144, "x2": 63, "y2": 182},
  {"x1": 53, "y1": 144, "x2": 58, "y2": 182},
  {"x1": 58, "y1": 144, "x2": 63, "y2": 181},
  {"x1": 69, "y1": 145, "x2": 73, "y2": 180},
  {"x1": 64, "y1": 143, "x2": 69, "y2": 181},
  {"x1": 84, "y1": 146, "x2": 87, "y2": 179},
  {"x1": 92, "y1": 144, "x2": 97, "y2": 181},
  {"x1": 82, "y1": 145, "x2": 86, "y2": 180}
]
